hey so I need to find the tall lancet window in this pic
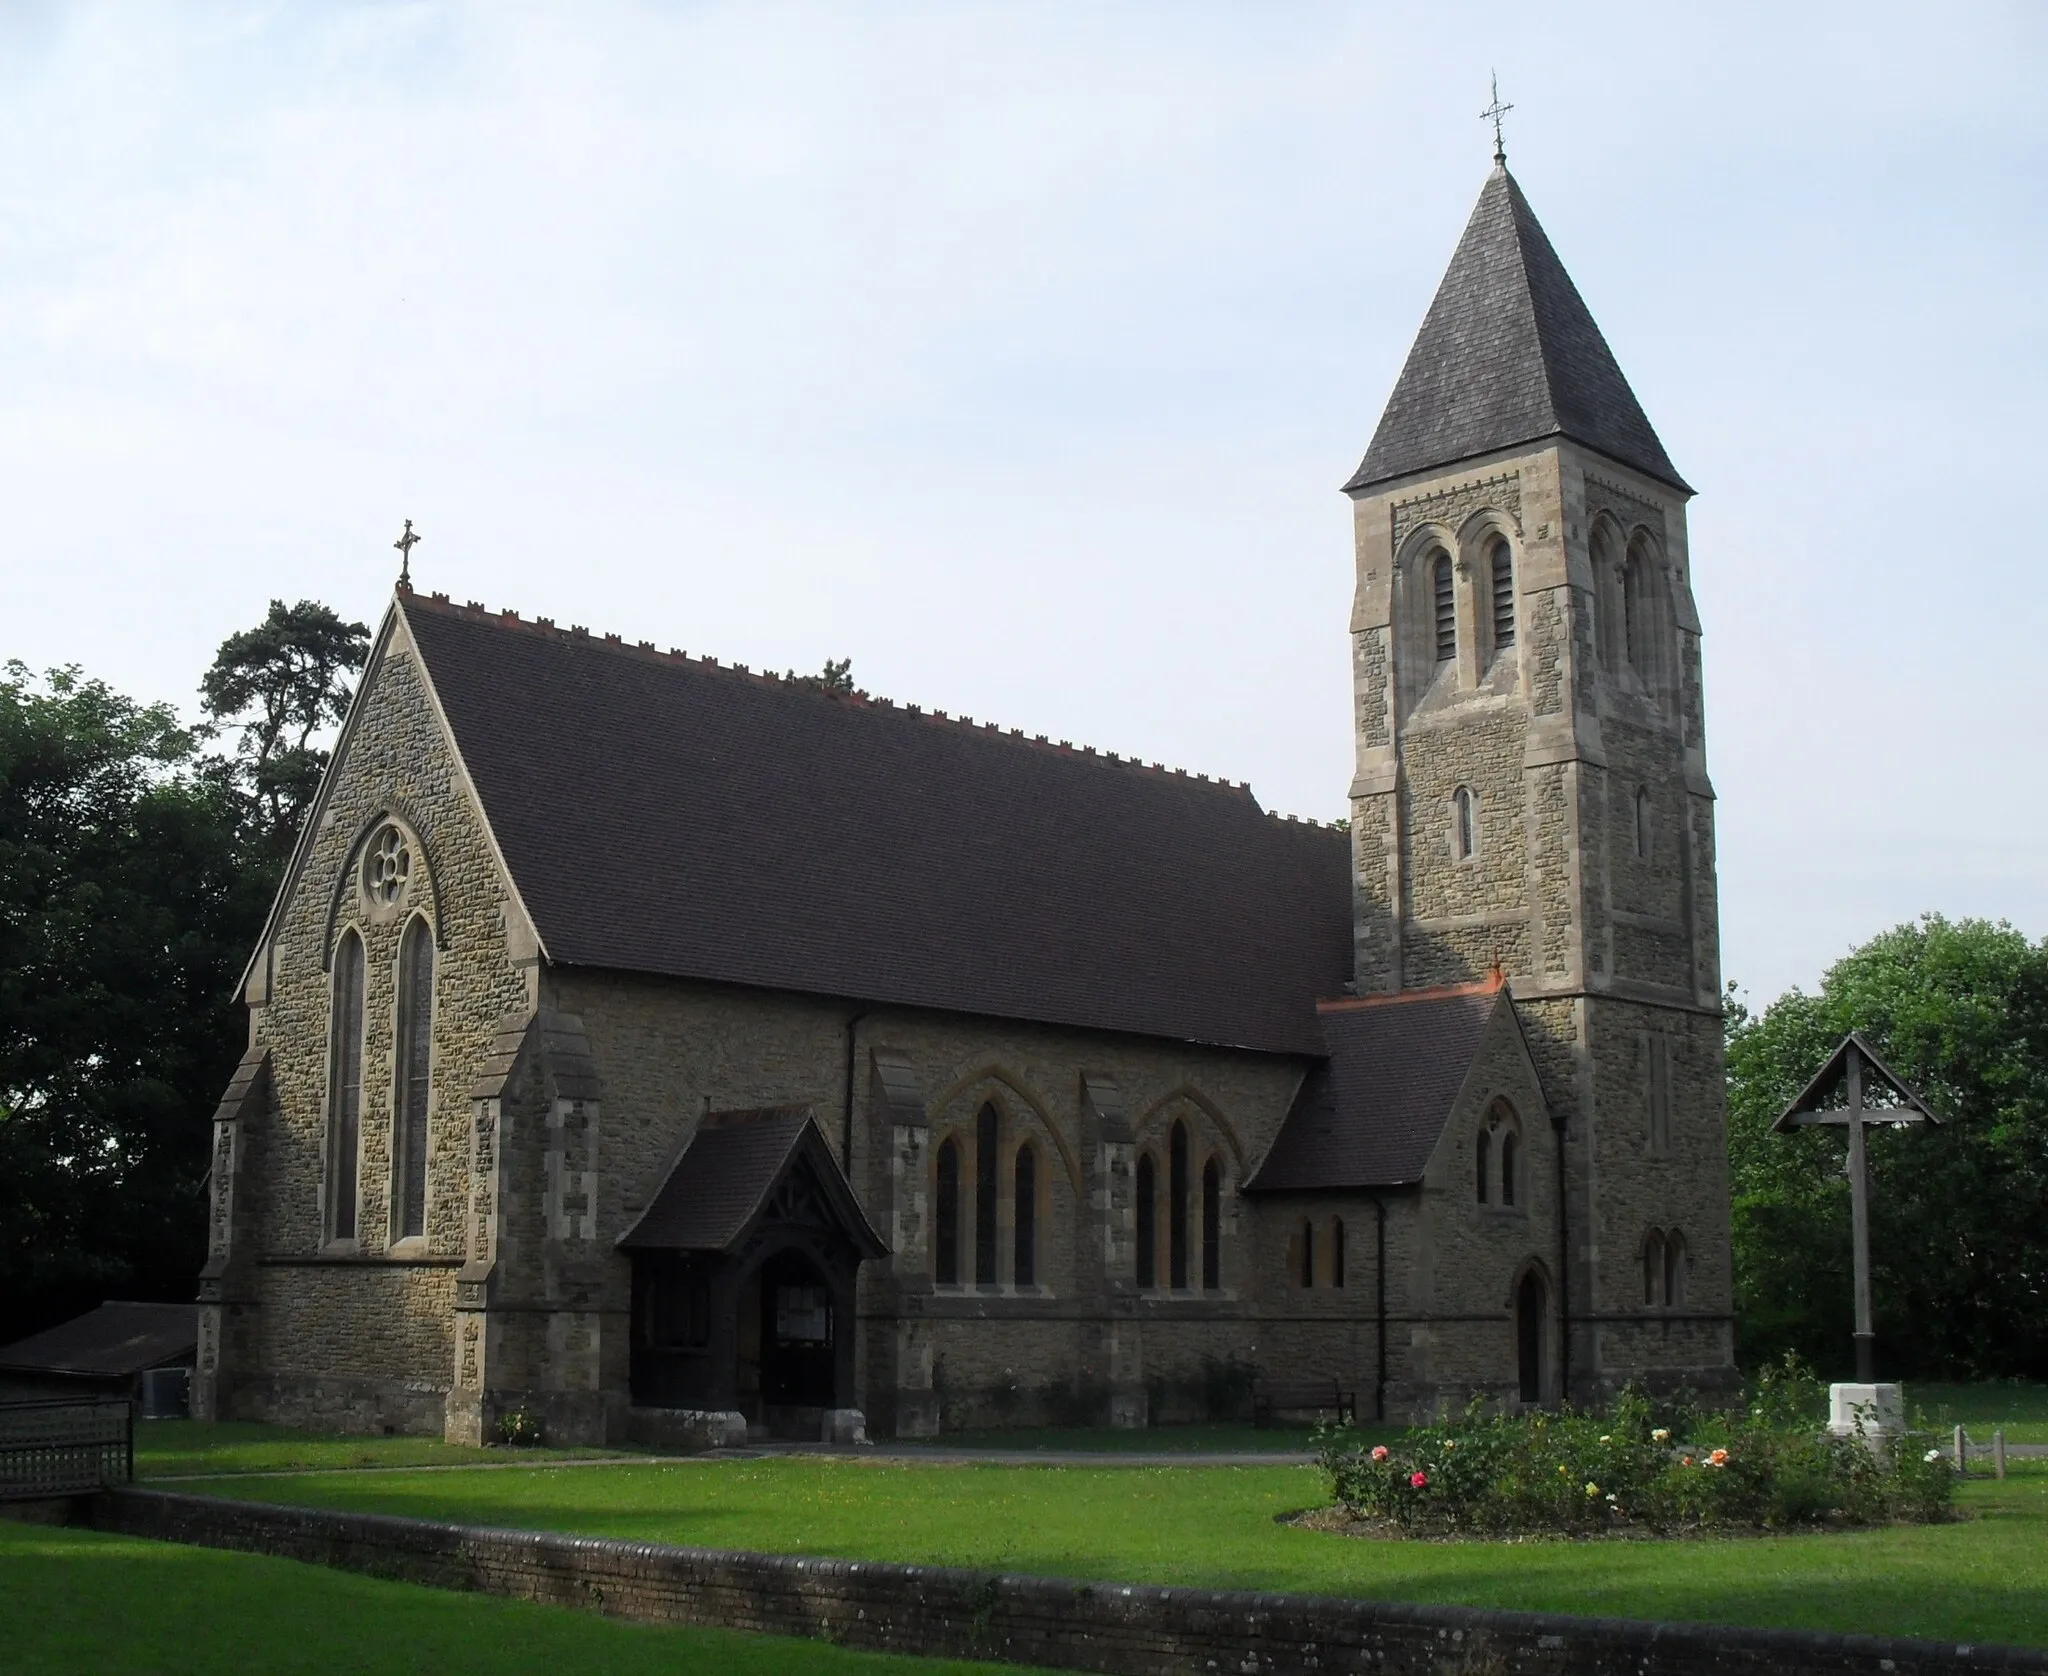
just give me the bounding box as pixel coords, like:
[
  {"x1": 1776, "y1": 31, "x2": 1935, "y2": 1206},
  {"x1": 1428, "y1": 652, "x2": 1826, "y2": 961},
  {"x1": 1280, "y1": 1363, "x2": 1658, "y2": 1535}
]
[
  {"x1": 975, "y1": 1103, "x2": 999, "y2": 1286},
  {"x1": 1135, "y1": 1153, "x2": 1157, "y2": 1289},
  {"x1": 1013, "y1": 1142, "x2": 1037, "y2": 1288},
  {"x1": 934, "y1": 1139, "x2": 961, "y2": 1285},
  {"x1": 1432, "y1": 553, "x2": 1456, "y2": 662},
  {"x1": 1168, "y1": 1120, "x2": 1190, "y2": 1289},
  {"x1": 393, "y1": 916, "x2": 435, "y2": 1241},
  {"x1": 327, "y1": 931, "x2": 366, "y2": 1242}
]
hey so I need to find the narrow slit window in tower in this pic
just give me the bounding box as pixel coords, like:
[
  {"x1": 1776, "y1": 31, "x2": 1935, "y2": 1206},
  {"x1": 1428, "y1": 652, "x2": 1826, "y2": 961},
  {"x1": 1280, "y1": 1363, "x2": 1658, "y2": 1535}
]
[{"x1": 1453, "y1": 786, "x2": 1477, "y2": 862}]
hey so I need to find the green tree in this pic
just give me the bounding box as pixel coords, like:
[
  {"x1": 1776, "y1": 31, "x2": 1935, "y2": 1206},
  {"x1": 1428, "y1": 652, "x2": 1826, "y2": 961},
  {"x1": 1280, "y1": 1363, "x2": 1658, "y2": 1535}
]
[
  {"x1": 1727, "y1": 916, "x2": 2048, "y2": 1379},
  {"x1": 199, "y1": 599, "x2": 369, "y2": 860},
  {"x1": 0, "y1": 665, "x2": 267, "y2": 1343}
]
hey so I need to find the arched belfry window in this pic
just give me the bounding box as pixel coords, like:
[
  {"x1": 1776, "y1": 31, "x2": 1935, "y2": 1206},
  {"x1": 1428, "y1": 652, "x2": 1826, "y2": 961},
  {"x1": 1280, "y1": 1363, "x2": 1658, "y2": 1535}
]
[
  {"x1": 1135, "y1": 1153, "x2": 1157, "y2": 1289},
  {"x1": 1013, "y1": 1142, "x2": 1037, "y2": 1288},
  {"x1": 327, "y1": 930, "x2": 366, "y2": 1242},
  {"x1": 1452, "y1": 786, "x2": 1477, "y2": 863},
  {"x1": 393, "y1": 916, "x2": 435, "y2": 1242},
  {"x1": 1200, "y1": 1158, "x2": 1221, "y2": 1291},
  {"x1": 1431, "y1": 552, "x2": 1456, "y2": 662},
  {"x1": 975, "y1": 1104, "x2": 999, "y2": 1287},
  {"x1": 1490, "y1": 540, "x2": 1515, "y2": 651},
  {"x1": 934, "y1": 1138, "x2": 961, "y2": 1285},
  {"x1": 1168, "y1": 1120, "x2": 1190, "y2": 1290}
]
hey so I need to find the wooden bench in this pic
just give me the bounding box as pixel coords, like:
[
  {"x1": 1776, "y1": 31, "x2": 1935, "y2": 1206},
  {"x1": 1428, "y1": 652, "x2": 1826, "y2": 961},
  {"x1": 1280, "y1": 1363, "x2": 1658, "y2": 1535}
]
[{"x1": 1251, "y1": 1377, "x2": 1357, "y2": 1429}]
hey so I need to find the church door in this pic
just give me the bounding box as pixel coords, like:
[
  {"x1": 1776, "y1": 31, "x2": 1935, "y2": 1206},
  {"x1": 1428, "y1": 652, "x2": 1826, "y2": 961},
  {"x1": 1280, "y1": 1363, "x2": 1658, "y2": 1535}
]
[
  {"x1": 1516, "y1": 1271, "x2": 1546, "y2": 1403},
  {"x1": 757, "y1": 1247, "x2": 837, "y2": 1410}
]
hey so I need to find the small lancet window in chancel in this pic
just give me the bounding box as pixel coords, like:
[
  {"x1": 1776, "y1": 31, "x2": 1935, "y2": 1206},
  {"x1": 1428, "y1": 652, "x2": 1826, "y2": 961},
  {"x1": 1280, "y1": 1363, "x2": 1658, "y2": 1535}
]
[
  {"x1": 1476, "y1": 1125, "x2": 1491, "y2": 1204},
  {"x1": 1330, "y1": 1217, "x2": 1345, "y2": 1288},
  {"x1": 1299, "y1": 1217, "x2": 1315, "y2": 1289},
  {"x1": 1200, "y1": 1157, "x2": 1221, "y2": 1291},
  {"x1": 1500, "y1": 1130, "x2": 1518, "y2": 1208},
  {"x1": 1135, "y1": 1153, "x2": 1157, "y2": 1289},
  {"x1": 1643, "y1": 1229, "x2": 1667, "y2": 1307},
  {"x1": 1013, "y1": 1142, "x2": 1036, "y2": 1288},
  {"x1": 975, "y1": 1104, "x2": 999, "y2": 1286},
  {"x1": 1491, "y1": 540, "x2": 1515, "y2": 651},
  {"x1": 934, "y1": 1138, "x2": 961, "y2": 1285},
  {"x1": 1432, "y1": 553, "x2": 1456, "y2": 662},
  {"x1": 1169, "y1": 1120, "x2": 1190, "y2": 1290}
]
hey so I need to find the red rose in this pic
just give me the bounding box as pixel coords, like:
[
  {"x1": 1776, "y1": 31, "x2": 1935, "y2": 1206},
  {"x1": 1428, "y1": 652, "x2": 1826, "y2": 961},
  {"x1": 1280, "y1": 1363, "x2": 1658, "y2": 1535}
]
[{"x1": 1410, "y1": 1470, "x2": 1429, "y2": 1489}]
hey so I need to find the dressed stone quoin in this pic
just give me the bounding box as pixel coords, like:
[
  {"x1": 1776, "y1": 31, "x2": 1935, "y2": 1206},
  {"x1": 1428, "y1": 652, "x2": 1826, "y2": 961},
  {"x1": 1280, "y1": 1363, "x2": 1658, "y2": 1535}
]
[{"x1": 193, "y1": 156, "x2": 1736, "y2": 1444}]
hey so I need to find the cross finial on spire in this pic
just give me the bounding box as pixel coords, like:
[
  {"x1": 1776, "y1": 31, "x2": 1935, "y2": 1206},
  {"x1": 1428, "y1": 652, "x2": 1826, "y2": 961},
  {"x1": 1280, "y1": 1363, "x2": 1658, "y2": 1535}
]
[
  {"x1": 394, "y1": 518, "x2": 421, "y2": 588},
  {"x1": 1481, "y1": 71, "x2": 1513, "y2": 166}
]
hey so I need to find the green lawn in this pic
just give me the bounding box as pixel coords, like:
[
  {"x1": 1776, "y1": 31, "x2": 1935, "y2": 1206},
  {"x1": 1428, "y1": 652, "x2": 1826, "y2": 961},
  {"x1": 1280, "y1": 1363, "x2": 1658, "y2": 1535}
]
[
  {"x1": 135, "y1": 1419, "x2": 626, "y2": 1478},
  {"x1": 1909, "y1": 1383, "x2": 2048, "y2": 1443},
  {"x1": 201, "y1": 1455, "x2": 2048, "y2": 1647},
  {"x1": 0, "y1": 1521, "x2": 1034, "y2": 1676}
]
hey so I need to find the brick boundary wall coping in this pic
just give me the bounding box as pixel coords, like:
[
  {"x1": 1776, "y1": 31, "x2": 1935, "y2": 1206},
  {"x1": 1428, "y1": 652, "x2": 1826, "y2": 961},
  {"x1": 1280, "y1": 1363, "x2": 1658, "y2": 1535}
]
[{"x1": 82, "y1": 1488, "x2": 2048, "y2": 1676}]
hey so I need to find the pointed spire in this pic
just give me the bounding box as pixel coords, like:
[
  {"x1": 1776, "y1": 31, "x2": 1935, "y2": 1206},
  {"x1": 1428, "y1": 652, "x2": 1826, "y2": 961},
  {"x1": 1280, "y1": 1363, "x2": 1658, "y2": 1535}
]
[{"x1": 1345, "y1": 169, "x2": 1688, "y2": 496}]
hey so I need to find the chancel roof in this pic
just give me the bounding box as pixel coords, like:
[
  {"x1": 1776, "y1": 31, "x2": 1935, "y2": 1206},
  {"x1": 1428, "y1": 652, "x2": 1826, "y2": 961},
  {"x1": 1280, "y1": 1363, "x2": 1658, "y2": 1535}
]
[
  {"x1": 1246, "y1": 982, "x2": 1511, "y2": 1191},
  {"x1": 1345, "y1": 165, "x2": 1688, "y2": 496},
  {"x1": 400, "y1": 592, "x2": 1351, "y2": 1056}
]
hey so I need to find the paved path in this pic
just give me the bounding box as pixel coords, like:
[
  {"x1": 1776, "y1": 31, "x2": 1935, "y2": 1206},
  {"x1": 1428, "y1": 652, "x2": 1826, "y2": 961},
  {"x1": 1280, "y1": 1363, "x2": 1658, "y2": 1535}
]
[{"x1": 145, "y1": 1443, "x2": 1319, "y2": 1483}]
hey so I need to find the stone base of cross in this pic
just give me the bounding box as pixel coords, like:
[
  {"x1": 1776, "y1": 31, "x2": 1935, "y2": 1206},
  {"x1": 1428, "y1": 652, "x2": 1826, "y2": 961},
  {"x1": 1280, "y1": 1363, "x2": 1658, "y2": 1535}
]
[{"x1": 1827, "y1": 1381, "x2": 1904, "y2": 1454}]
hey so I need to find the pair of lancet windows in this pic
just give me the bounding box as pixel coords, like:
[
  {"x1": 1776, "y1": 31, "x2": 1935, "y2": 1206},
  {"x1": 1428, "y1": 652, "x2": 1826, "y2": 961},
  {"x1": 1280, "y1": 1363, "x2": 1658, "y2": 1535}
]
[
  {"x1": 326, "y1": 828, "x2": 436, "y2": 1246},
  {"x1": 1642, "y1": 1229, "x2": 1689, "y2": 1308},
  {"x1": 1295, "y1": 1216, "x2": 1346, "y2": 1289},
  {"x1": 1426, "y1": 538, "x2": 1516, "y2": 667},
  {"x1": 1135, "y1": 1120, "x2": 1223, "y2": 1292},
  {"x1": 933, "y1": 1104, "x2": 1040, "y2": 1289},
  {"x1": 1592, "y1": 525, "x2": 1674, "y2": 699},
  {"x1": 1475, "y1": 1102, "x2": 1521, "y2": 1209}
]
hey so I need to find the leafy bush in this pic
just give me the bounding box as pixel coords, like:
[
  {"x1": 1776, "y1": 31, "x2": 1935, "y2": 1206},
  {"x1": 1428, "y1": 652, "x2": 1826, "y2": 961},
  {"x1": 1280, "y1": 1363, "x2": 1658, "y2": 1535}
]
[
  {"x1": 1316, "y1": 1361, "x2": 1952, "y2": 1536},
  {"x1": 493, "y1": 1408, "x2": 546, "y2": 1448}
]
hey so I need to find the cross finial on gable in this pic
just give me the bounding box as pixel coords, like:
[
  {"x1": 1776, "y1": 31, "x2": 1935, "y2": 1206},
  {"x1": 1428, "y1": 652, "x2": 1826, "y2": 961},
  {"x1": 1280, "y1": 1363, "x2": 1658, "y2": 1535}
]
[
  {"x1": 1481, "y1": 71, "x2": 1513, "y2": 166},
  {"x1": 394, "y1": 518, "x2": 421, "y2": 589}
]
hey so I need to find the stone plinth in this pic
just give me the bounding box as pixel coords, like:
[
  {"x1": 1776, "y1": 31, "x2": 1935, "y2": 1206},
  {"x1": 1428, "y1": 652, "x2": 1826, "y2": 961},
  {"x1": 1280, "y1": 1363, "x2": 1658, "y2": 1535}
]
[{"x1": 1828, "y1": 1382, "x2": 1905, "y2": 1445}]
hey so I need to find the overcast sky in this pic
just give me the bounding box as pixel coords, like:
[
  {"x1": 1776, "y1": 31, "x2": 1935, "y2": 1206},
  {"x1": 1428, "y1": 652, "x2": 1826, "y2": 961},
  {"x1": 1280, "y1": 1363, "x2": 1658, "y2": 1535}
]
[{"x1": 4, "y1": 2, "x2": 2042, "y2": 1005}]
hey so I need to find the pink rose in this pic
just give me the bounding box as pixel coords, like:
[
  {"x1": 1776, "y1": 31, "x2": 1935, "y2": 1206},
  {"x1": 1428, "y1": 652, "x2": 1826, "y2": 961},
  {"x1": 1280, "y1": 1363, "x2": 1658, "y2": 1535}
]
[
  {"x1": 1370, "y1": 1445, "x2": 1390, "y2": 1462},
  {"x1": 1410, "y1": 1470, "x2": 1429, "y2": 1489}
]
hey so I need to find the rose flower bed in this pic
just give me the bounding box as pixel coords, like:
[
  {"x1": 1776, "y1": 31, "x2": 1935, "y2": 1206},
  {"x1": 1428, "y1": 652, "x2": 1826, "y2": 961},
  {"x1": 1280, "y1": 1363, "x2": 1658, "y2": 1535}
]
[{"x1": 1315, "y1": 1363, "x2": 1954, "y2": 1537}]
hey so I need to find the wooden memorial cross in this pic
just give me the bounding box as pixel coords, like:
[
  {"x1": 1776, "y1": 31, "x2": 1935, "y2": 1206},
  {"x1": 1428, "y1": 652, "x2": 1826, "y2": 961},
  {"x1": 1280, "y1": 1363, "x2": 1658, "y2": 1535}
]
[{"x1": 1771, "y1": 1032, "x2": 1941, "y2": 1382}]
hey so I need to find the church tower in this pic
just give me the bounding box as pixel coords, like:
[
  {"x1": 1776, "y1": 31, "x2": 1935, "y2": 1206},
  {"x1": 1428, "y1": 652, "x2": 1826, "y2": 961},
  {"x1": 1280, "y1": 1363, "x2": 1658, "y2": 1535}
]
[{"x1": 1344, "y1": 157, "x2": 1735, "y2": 1396}]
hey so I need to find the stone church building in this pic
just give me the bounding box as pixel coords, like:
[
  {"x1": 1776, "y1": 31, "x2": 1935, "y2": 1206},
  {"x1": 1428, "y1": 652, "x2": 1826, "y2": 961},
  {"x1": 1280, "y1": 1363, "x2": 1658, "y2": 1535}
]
[{"x1": 194, "y1": 159, "x2": 1735, "y2": 1445}]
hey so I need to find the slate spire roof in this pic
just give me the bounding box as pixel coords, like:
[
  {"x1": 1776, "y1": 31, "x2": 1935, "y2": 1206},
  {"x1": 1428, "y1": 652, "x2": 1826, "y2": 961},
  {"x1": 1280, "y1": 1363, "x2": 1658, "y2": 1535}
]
[{"x1": 1345, "y1": 164, "x2": 1688, "y2": 496}]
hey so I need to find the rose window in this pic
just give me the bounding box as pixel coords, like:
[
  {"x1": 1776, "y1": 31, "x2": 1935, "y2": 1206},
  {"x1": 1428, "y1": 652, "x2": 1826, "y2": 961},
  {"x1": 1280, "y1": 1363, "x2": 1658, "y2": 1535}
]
[{"x1": 363, "y1": 824, "x2": 412, "y2": 906}]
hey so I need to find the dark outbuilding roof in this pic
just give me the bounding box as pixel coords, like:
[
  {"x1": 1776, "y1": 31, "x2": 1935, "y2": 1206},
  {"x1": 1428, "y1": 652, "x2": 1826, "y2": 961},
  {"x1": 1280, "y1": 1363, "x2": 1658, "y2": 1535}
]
[
  {"x1": 1246, "y1": 983, "x2": 1508, "y2": 1191},
  {"x1": 0, "y1": 1302, "x2": 197, "y2": 1379},
  {"x1": 401, "y1": 593, "x2": 1351, "y2": 1056},
  {"x1": 618, "y1": 1108, "x2": 885, "y2": 1256},
  {"x1": 1344, "y1": 165, "x2": 1688, "y2": 496}
]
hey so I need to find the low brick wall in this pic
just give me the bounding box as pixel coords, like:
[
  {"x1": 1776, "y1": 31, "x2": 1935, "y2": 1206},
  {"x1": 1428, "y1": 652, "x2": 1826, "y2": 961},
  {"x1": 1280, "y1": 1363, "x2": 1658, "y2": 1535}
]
[{"x1": 87, "y1": 1488, "x2": 2045, "y2": 1676}]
